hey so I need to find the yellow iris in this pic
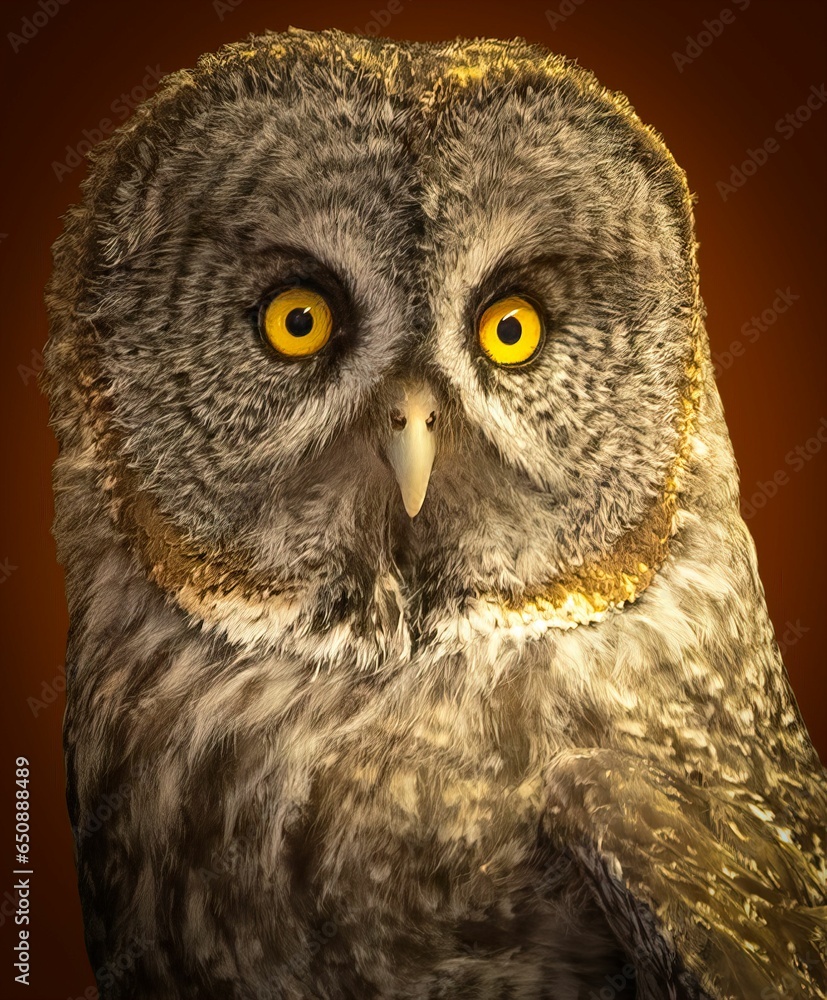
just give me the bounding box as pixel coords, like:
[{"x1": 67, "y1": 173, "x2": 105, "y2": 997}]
[
  {"x1": 261, "y1": 288, "x2": 333, "y2": 357},
  {"x1": 478, "y1": 295, "x2": 543, "y2": 365}
]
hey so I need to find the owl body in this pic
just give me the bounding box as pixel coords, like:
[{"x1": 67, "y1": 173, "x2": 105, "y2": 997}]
[{"x1": 45, "y1": 29, "x2": 825, "y2": 1000}]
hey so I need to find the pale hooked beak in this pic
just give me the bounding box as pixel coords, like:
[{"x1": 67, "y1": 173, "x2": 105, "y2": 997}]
[{"x1": 385, "y1": 385, "x2": 438, "y2": 518}]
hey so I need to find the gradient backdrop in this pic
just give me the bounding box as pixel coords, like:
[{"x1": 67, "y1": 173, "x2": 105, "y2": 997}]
[{"x1": 0, "y1": 1, "x2": 824, "y2": 995}]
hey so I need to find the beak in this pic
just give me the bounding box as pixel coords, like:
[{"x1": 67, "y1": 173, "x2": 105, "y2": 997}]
[{"x1": 385, "y1": 385, "x2": 438, "y2": 518}]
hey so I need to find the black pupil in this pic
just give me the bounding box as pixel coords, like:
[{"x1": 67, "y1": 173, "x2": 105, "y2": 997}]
[
  {"x1": 496, "y1": 315, "x2": 522, "y2": 345},
  {"x1": 285, "y1": 307, "x2": 314, "y2": 337}
]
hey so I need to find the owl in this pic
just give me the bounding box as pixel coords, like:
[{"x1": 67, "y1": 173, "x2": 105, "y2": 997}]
[{"x1": 43, "y1": 28, "x2": 826, "y2": 1000}]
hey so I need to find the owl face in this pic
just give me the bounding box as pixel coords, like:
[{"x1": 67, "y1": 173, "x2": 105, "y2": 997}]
[{"x1": 59, "y1": 32, "x2": 697, "y2": 642}]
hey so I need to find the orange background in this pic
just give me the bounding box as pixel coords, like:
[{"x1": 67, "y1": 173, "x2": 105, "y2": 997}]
[{"x1": 0, "y1": 1, "x2": 824, "y2": 995}]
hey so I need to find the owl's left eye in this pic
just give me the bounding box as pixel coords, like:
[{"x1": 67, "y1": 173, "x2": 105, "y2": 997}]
[
  {"x1": 259, "y1": 288, "x2": 333, "y2": 358},
  {"x1": 478, "y1": 295, "x2": 543, "y2": 366}
]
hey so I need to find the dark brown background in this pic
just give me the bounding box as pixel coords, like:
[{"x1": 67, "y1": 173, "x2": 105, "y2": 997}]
[{"x1": 0, "y1": 0, "x2": 824, "y2": 995}]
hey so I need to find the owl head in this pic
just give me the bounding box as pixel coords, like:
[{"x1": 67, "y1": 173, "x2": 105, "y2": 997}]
[{"x1": 44, "y1": 29, "x2": 717, "y2": 661}]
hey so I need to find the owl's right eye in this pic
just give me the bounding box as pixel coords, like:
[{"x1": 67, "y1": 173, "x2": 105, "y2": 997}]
[{"x1": 259, "y1": 288, "x2": 333, "y2": 358}]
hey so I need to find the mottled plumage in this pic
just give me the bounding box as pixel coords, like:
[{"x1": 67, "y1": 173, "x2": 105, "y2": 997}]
[{"x1": 43, "y1": 28, "x2": 826, "y2": 1000}]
